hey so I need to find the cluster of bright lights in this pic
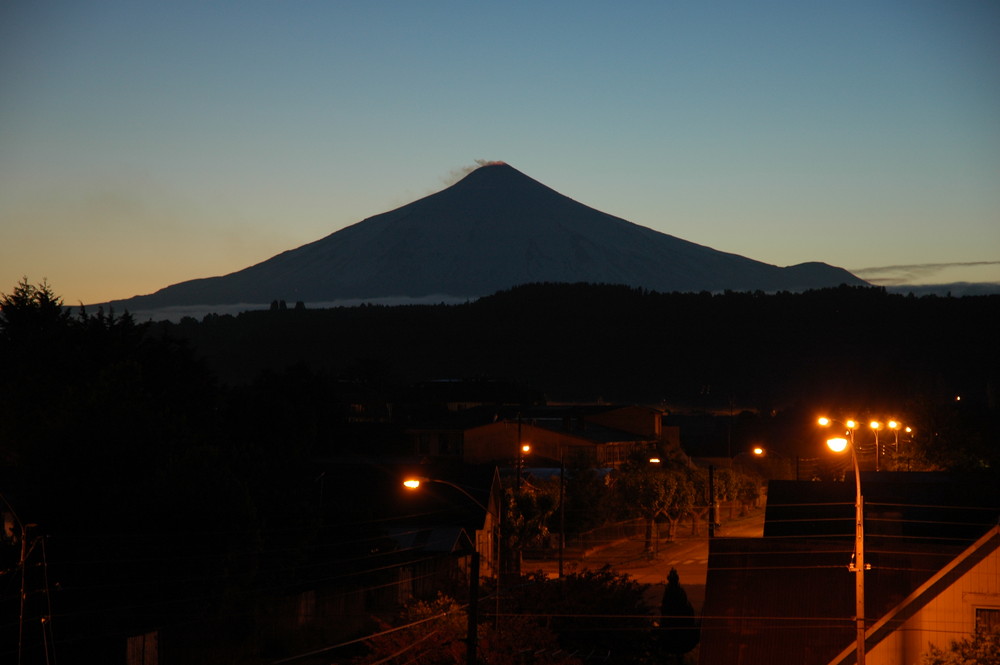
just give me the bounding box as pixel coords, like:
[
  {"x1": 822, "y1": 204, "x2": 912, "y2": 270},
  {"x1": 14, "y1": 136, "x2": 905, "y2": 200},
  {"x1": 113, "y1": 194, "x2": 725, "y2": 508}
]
[
  {"x1": 818, "y1": 416, "x2": 912, "y2": 453},
  {"x1": 818, "y1": 416, "x2": 857, "y2": 429}
]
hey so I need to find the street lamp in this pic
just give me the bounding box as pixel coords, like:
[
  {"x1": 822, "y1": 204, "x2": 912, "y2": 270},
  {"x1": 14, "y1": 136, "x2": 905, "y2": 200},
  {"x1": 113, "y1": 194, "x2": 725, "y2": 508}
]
[
  {"x1": 402, "y1": 477, "x2": 493, "y2": 530},
  {"x1": 403, "y1": 476, "x2": 494, "y2": 665},
  {"x1": 516, "y1": 443, "x2": 531, "y2": 491},
  {"x1": 869, "y1": 421, "x2": 883, "y2": 471},
  {"x1": 708, "y1": 447, "x2": 765, "y2": 538},
  {"x1": 887, "y1": 420, "x2": 900, "y2": 447},
  {"x1": 402, "y1": 478, "x2": 496, "y2": 566},
  {"x1": 820, "y1": 417, "x2": 867, "y2": 665},
  {"x1": 751, "y1": 446, "x2": 802, "y2": 481}
]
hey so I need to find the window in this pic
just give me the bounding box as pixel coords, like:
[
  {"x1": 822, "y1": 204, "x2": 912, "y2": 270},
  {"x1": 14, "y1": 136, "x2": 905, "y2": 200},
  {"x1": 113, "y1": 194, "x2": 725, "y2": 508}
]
[
  {"x1": 126, "y1": 631, "x2": 158, "y2": 665},
  {"x1": 976, "y1": 607, "x2": 1000, "y2": 632}
]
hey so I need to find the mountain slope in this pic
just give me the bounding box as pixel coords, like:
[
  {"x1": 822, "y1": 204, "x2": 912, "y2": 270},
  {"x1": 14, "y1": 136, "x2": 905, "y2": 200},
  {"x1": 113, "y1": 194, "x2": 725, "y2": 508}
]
[{"x1": 110, "y1": 163, "x2": 866, "y2": 309}]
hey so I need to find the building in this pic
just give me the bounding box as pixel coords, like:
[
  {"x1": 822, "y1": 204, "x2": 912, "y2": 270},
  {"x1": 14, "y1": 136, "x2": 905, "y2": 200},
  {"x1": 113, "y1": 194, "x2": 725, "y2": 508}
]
[
  {"x1": 699, "y1": 473, "x2": 1000, "y2": 665},
  {"x1": 409, "y1": 404, "x2": 681, "y2": 468},
  {"x1": 829, "y1": 524, "x2": 1000, "y2": 665}
]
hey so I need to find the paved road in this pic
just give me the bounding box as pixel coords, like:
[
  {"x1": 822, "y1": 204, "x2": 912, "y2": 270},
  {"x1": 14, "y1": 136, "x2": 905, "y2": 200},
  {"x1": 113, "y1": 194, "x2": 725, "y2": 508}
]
[{"x1": 522, "y1": 507, "x2": 765, "y2": 614}]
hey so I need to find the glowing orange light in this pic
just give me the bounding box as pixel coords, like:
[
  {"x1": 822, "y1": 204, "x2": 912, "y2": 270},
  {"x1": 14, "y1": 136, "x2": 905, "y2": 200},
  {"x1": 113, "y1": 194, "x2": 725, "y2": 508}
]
[{"x1": 827, "y1": 437, "x2": 849, "y2": 453}]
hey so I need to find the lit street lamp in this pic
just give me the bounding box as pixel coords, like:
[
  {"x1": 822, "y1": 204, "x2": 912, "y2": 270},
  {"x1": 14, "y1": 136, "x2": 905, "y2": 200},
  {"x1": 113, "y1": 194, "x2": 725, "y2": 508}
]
[
  {"x1": 868, "y1": 421, "x2": 882, "y2": 471},
  {"x1": 886, "y1": 420, "x2": 911, "y2": 460},
  {"x1": 820, "y1": 417, "x2": 867, "y2": 665},
  {"x1": 404, "y1": 477, "x2": 481, "y2": 504},
  {"x1": 887, "y1": 420, "x2": 900, "y2": 449},
  {"x1": 751, "y1": 446, "x2": 802, "y2": 481},
  {"x1": 402, "y1": 478, "x2": 497, "y2": 568},
  {"x1": 516, "y1": 443, "x2": 531, "y2": 491},
  {"x1": 403, "y1": 476, "x2": 494, "y2": 665},
  {"x1": 708, "y1": 446, "x2": 765, "y2": 538}
]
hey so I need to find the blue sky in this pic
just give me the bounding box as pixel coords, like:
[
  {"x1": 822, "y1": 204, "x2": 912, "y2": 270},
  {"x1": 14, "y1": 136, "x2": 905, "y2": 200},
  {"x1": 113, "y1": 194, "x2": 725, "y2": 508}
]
[{"x1": 2, "y1": 1, "x2": 998, "y2": 305}]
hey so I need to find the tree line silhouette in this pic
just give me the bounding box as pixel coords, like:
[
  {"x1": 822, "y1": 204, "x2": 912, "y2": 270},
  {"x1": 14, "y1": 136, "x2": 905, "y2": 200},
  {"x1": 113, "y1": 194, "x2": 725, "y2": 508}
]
[
  {"x1": 158, "y1": 282, "x2": 998, "y2": 412},
  {"x1": 155, "y1": 281, "x2": 998, "y2": 468}
]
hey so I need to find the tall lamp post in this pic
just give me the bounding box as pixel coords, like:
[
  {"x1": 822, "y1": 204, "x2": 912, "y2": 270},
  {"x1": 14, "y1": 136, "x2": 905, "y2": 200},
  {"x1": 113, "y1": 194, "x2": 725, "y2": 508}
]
[
  {"x1": 403, "y1": 477, "x2": 494, "y2": 665},
  {"x1": 869, "y1": 421, "x2": 882, "y2": 471},
  {"x1": 819, "y1": 417, "x2": 867, "y2": 665}
]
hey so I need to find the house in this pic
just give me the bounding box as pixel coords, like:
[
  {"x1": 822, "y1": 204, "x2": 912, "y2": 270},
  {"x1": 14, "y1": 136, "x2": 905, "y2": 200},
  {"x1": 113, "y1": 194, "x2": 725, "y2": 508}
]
[
  {"x1": 409, "y1": 404, "x2": 681, "y2": 468},
  {"x1": 383, "y1": 463, "x2": 503, "y2": 577},
  {"x1": 389, "y1": 463, "x2": 504, "y2": 579},
  {"x1": 827, "y1": 524, "x2": 1000, "y2": 665},
  {"x1": 383, "y1": 526, "x2": 477, "y2": 605},
  {"x1": 699, "y1": 473, "x2": 1000, "y2": 665}
]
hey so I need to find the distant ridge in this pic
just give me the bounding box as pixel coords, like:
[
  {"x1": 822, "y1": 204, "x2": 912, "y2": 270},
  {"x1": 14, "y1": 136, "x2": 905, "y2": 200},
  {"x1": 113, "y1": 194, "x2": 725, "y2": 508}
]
[{"x1": 107, "y1": 163, "x2": 867, "y2": 312}]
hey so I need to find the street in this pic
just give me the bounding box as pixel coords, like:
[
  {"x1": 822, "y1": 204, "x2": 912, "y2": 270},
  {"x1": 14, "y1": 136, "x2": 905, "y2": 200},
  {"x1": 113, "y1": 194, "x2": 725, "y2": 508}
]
[{"x1": 522, "y1": 507, "x2": 765, "y2": 614}]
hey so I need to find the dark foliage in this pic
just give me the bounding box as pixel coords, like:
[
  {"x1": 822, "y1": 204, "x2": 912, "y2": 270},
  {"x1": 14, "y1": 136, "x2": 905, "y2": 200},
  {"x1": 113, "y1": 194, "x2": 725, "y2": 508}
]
[
  {"x1": 154, "y1": 283, "x2": 996, "y2": 408},
  {"x1": 500, "y1": 567, "x2": 658, "y2": 663},
  {"x1": 153, "y1": 282, "x2": 999, "y2": 468},
  {"x1": 0, "y1": 280, "x2": 327, "y2": 662},
  {"x1": 920, "y1": 626, "x2": 1000, "y2": 664}
]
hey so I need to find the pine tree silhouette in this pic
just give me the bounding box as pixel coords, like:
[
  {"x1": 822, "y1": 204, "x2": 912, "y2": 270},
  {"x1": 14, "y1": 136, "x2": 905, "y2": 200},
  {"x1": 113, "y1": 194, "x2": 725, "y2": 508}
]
[{"x1": 660, "y1": 567, "x2": 700, "y2": 663}]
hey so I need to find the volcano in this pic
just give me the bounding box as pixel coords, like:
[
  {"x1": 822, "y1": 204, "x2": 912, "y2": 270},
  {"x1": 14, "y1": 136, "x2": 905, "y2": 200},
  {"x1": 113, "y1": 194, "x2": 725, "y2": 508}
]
[{"x1": 109, "y1": 163, "x2": 866, "y2": 311}]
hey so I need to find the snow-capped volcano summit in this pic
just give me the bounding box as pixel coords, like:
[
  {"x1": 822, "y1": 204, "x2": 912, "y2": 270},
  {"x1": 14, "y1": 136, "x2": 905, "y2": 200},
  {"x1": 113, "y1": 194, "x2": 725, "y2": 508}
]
[{"x1": 109, "y1": 162, "x2": 866, "y2": 311}]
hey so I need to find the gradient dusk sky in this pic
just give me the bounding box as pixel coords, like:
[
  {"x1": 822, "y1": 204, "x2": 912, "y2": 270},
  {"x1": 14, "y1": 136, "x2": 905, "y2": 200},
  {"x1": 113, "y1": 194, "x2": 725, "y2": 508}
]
[{"x1": 2, "y1": 1, "x2": 999, "y2": 306}]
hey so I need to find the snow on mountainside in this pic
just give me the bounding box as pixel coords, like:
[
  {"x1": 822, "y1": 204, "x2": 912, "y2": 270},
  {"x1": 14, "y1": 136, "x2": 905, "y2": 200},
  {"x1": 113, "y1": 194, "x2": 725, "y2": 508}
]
[{"x1": 107, "y1": 163, "x2": 866, "y2": 312}]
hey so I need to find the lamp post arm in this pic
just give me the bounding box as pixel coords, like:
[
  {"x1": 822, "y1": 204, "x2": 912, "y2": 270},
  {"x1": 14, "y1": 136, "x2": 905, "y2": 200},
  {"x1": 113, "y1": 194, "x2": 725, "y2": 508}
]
[{"x1": 410, "y1": 477, "x2": 491, "y2": 515}]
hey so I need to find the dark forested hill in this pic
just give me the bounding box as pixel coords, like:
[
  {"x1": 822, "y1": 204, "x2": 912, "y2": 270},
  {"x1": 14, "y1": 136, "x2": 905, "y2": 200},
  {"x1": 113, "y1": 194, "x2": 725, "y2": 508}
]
[{"x1": 154, "y1": 283, "x2": 999, "y2": 415}]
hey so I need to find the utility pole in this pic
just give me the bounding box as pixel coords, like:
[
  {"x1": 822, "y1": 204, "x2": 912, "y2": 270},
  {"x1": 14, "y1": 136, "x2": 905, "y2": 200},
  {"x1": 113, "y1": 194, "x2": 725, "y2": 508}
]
[
  {"x1": 558, "y1": 449, "x2": 565, "y2": 578},
  {"x1": 466, "y1": 551, "x2": 479, "y2": 665},
  {"x1": 708, "y1": 465, "x2": 716, "y2": 539}
]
